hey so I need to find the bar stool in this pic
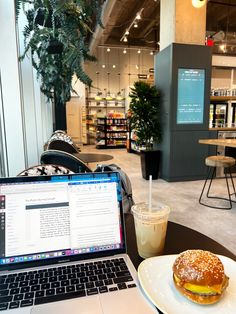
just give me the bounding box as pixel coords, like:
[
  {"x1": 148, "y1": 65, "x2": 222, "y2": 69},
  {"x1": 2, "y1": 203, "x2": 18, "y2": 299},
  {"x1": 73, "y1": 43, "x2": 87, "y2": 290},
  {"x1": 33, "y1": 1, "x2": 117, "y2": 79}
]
[{"x1": 199, "y1": 155, "x2": 236, "y2": 210}]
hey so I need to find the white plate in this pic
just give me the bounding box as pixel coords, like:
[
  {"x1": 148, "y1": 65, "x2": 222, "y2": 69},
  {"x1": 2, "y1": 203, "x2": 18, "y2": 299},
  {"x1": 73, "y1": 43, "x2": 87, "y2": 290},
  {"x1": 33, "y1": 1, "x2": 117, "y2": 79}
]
[{"x1": 138, "y1": 254, "x2": 236, "y2": 314}]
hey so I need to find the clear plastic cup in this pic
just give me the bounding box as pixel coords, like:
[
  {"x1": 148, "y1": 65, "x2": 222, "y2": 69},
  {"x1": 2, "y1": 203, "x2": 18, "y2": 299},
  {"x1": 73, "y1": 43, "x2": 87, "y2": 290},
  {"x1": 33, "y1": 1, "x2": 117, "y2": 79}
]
[{"x1": 132, "y1": 203, "x2": 170, "y2": 259}]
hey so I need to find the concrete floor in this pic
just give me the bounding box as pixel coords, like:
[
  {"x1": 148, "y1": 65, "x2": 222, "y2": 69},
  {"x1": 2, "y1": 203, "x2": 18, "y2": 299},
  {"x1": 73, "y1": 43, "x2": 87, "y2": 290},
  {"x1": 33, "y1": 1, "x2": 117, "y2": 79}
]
[{"x1": 82, "y1": 145, "x2": 236, "y2": 256}]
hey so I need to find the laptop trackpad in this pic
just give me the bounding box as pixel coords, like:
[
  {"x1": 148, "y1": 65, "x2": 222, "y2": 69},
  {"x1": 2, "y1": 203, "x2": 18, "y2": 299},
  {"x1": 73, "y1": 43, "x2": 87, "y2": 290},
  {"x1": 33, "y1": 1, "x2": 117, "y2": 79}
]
[{"x1": 30, "y1": 296, "x2": 103, "y2": 314}]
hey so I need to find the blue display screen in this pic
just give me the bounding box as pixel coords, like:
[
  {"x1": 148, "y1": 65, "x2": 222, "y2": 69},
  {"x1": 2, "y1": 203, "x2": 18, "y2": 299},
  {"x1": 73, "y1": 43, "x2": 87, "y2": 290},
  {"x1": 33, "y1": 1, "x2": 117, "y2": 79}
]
[{"x1": 177, "y1": 68, "x2": 205, "y2": 124}]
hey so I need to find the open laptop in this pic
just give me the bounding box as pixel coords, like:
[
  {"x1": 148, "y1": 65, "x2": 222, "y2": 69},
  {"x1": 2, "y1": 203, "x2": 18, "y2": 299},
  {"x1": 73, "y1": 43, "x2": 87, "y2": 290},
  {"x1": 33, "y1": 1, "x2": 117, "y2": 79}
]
[{"x1": 0, "y1": 172, "x2": 157, "y2": 314}]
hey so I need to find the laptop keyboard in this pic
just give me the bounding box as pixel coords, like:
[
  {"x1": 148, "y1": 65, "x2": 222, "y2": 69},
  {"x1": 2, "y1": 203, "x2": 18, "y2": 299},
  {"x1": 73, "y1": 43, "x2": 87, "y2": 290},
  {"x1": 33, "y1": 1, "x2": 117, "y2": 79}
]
[{"x1": 0, "y1": 258, "x2": 136, "y2": 311}]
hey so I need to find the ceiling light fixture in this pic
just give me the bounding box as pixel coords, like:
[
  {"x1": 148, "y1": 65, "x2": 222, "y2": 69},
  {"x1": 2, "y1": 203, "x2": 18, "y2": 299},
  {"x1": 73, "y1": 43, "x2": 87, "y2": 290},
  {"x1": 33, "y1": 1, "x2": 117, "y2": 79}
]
[
  {"x1": 107, "y1": 47, "x2": 110, "y2": 52},
  {"x1": 120, "y1": 7, "x2": 144, "y2": 42},
  {"x1": 99, "y1": 46, "x2": 157, "y2": 57},
  {"x1": 95, "y1": 92, "x2": 103, "y2": 101},
  {"x1": 192, "y1": 0, "x2": 206, "y2": 8},
  {"x1": 106, "y1": 92, "x2": 113, "y2": 101},
  {"x1": 112, "y1": 64, "x2": 116, "y2": 68},
  {"x1": 116, "y1": 91, "x2": 124, "y2": 101}
]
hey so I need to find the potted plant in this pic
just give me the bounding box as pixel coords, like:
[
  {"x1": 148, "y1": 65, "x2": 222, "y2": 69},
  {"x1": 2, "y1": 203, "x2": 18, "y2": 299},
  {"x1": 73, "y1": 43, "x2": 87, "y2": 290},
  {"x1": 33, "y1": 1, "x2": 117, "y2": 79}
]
[
  {"x1": 128, "y1": 81, "x2": 162, "y2": 180},
  {"x1": 15, "y1": 0, "x2": 103, "y2": 130}
]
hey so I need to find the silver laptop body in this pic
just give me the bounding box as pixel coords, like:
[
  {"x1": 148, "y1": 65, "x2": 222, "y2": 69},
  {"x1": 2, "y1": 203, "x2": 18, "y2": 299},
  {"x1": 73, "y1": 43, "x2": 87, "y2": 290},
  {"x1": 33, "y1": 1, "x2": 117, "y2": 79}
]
[{"x1": 0, "y1": 172, "x2": 157, "y2": 314}]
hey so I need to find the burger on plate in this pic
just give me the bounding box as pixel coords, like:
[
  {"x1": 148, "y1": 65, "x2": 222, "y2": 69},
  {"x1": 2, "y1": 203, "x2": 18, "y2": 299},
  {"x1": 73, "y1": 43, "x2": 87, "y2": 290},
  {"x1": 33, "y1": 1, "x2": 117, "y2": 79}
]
[{"x1": 172, "y1": 250, "x2": 229, "y2": 304}]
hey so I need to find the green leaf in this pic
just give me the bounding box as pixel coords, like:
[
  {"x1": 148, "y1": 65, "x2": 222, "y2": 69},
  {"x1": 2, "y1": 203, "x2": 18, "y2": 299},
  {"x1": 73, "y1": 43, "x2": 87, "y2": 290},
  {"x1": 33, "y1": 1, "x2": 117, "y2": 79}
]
[
  {"x1": 16, "y1": 0, "x2": 102, "y2": 104},
  {"x1": 128, "y1": 81, "x2": 162, "y2": 149}
]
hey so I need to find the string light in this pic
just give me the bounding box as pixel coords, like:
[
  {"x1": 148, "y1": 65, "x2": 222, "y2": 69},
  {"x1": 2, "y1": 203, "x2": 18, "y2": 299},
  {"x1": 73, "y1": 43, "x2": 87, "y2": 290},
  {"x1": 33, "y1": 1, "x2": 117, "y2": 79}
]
[
  {"x1": 123, "y1": 36, "x2": 128, "y2": 42},
  {"x1": 120, "y1": 8, "x2": 144, "y2": 42},
  {"x1": 150, "y1": 51, "x2": 154, "y2": 55},
  {"x1": 137, "y1": 49, "x2": 141, "y2": 54},
  {"x1": 112, "y1": 64, "x2": 116, "y2": 68},
  {"x1": 107, "y1": 47, "x2": 110, "y2": 52},
  {"x1": 102, "y1": 64, "x2": 105, "y2": 68},
  {"x1": 123, "y1": 49, "x2": 127, "y2": 54}
]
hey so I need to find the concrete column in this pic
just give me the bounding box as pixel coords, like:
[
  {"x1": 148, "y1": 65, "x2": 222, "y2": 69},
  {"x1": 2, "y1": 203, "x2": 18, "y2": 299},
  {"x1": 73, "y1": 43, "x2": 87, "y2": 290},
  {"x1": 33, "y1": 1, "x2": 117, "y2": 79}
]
[
  {"x1": 156, "y1": 1, "x2": 211, "y2": 182},
  {"x1": 160, "y1": 0, "x2": 207, "y2": 51}
]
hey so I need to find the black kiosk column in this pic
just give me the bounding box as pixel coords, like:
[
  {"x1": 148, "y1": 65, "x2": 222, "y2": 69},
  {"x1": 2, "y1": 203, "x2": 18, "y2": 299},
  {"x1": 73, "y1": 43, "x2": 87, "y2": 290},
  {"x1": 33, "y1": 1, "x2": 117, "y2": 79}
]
[{"x1": 155, "y1": 43, "x2": 217, "y2": 182}]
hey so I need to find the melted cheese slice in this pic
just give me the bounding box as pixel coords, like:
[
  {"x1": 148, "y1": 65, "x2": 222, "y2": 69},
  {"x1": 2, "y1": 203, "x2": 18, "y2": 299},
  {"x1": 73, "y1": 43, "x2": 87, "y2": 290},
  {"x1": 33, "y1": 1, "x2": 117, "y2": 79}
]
[{"x1": 174, "y1": 274, "x2": 222, "y2": 295}]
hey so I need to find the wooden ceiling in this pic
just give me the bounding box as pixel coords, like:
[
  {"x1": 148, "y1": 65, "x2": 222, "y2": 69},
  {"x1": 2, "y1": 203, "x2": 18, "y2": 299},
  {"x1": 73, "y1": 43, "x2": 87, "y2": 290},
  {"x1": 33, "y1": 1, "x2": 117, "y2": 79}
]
[{"x1": 94, "y1": 0, "x2": 236, "y2": 55}]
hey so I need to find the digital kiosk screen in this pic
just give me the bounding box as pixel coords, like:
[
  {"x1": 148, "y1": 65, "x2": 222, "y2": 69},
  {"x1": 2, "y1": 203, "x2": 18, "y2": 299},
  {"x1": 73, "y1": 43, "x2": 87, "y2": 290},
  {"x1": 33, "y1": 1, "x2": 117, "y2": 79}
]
[{"x1": 177, "y1": 68, "x2": 205, "y2": 124}]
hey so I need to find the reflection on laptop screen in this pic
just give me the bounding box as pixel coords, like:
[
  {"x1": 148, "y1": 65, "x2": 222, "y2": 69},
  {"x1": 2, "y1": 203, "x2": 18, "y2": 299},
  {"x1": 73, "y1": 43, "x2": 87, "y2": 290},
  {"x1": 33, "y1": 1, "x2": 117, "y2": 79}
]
[{"x1": 0, "y1": 172, "x2": 125, "y2": 266}]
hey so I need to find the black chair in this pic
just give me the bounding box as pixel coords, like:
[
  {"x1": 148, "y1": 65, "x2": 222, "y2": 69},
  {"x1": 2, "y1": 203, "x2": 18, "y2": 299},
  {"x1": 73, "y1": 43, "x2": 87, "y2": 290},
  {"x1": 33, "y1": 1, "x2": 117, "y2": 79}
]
[
  {"x1": 17, "y1": 164, "x2": 73, "y2": 176},
  {"x1": 49, "y1": 132, "x2": 73, "y2": 143},
  {"x1": 40, "y1": 150, "x2": 92, "y2": 173},
  {"x1": 47, "y1": 139, "x2": 79, "y2": 154},
  {"x1": 51, "y1": 130, "x2": 66, "y2": 135}
]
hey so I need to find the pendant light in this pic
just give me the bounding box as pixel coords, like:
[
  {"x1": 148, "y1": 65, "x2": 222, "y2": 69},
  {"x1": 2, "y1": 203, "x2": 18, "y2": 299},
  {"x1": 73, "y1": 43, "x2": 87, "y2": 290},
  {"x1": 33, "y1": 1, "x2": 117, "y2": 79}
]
[
  {"x1": 192, "y1": 0, "x2": 206, "y2": 8},
  {"x1": 105, "y1": 47, "x2": 112, "y2": 100},
  {"x1": 116, "y1": 73, "x2": 124, "y2": 101},
  {"x1": 116, "y1": 49, "x2": 123, "y2": 101},
  {"x1": 106, "y1": 72, "x2": 113, "y2": 100},
  {"x1": 94, "y1": 51, "x2": 103, "y2": 100}
]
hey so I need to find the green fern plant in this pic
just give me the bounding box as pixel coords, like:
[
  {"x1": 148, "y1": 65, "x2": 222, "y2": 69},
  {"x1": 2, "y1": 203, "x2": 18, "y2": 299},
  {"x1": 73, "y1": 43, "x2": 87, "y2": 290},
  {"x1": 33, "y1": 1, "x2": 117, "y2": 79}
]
[{"x1": 15, "y1": 0, "x2": 103, "y2": 104}]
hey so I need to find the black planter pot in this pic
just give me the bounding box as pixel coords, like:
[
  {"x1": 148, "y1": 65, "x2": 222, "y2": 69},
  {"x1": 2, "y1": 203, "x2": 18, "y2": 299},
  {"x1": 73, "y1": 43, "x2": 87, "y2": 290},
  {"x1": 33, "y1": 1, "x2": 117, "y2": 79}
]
[
  {"x1": 140, "y1": 150, "x2": 161, "y2": 180},
  {"x1": 54, "y1": 93, "x2": 67, "y2": 131},
  {"x1": 35, "y1": 9, "x2": 61, "y2": 28},
  {"x1": 47, "y1": 39, "x2": 64, "y2": 54}
]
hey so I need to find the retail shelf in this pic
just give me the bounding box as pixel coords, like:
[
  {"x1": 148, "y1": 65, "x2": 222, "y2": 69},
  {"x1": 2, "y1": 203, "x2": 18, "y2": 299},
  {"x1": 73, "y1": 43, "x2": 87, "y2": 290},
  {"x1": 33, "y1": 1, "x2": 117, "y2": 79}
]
[
  {"x1": 86, "y1": 91, "x2": 126, "y2": 144},
  {"x1": 95, "y1": 117, "x2": 127, "y2": 149},
  {"x1": 106, "y1": 130, "x2": 127, "y2": 133},
  {"x1": 210, "y1": 96, "x2": 236, "y2": 101}
]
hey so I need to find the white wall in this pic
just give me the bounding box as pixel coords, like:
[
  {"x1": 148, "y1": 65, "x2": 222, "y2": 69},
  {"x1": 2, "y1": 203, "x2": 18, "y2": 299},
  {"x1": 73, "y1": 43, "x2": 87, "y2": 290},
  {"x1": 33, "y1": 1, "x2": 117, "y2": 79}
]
[{"x1": 84, "y1": 47, "x2": 155, "y2": 106}]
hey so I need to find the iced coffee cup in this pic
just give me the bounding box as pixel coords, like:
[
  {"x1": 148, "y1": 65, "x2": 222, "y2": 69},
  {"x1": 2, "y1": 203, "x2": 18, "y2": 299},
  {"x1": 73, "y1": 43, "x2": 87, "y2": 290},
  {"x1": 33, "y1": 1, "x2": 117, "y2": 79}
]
[{"x1": 132, "y1": 203, "x2": 170, "y2": 259}]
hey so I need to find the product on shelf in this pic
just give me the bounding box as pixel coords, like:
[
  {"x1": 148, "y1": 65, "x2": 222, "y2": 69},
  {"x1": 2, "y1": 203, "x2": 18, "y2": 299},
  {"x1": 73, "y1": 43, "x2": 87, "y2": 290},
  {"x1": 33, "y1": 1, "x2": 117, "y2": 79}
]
[
  {"x1": 107, "y1": 112, "x2": 125, "y2": 118},
  {"x1": 96, "y1": 139, "x2": 105, "y2": 146},
  {"x1": 95, "y1": 117, "x2": 128, "y2": 149},
  {"x1": 211, "y1": 88, "x2": 236, "y2": 97}
]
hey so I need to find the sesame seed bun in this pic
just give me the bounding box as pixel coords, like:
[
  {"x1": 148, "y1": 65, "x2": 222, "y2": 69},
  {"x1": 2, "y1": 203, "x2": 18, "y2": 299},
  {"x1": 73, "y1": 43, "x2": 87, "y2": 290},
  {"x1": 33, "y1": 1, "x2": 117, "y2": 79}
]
[{"x1": 172, "y1": 250, "x2": 229, "y2": 305}]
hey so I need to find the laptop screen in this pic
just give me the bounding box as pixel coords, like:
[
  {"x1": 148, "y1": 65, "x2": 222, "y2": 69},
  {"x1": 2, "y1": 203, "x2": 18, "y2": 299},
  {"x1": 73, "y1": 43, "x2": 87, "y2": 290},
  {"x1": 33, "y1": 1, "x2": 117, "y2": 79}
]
[{"x1": 0, "y1": 172, "x2": 126, "y2": 269}]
